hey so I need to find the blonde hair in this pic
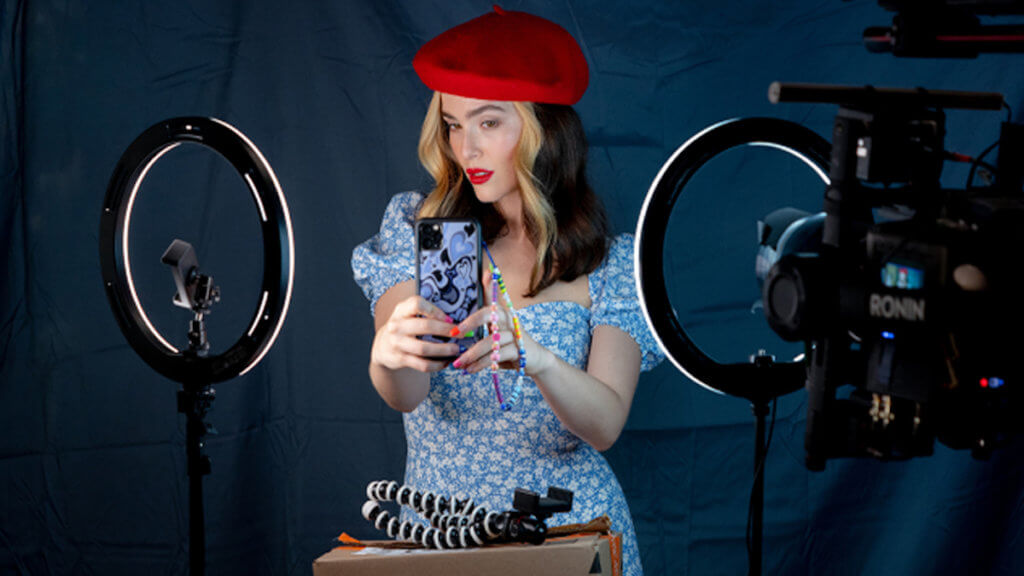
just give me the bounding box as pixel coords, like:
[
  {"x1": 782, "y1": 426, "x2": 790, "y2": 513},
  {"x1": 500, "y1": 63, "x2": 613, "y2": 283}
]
[{"x1": 417, "y1": 92, "x2": 556, "y2": 295}]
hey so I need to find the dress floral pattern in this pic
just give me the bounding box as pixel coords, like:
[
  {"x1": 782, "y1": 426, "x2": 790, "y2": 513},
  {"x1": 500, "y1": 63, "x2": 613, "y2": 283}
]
[{"x1": 352, "y1": 192, "x2": 664, "y2": 576}]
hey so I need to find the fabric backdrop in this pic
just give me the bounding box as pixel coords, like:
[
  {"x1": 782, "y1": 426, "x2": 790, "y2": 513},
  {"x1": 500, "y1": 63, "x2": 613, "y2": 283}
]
[{"x1": 2, "y1": 1, "x2": 1022, "y2": 574}]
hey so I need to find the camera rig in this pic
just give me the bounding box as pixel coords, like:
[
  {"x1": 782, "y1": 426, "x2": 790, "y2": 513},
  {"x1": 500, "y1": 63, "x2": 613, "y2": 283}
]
[
  {"x1": 635, "y1": 4, "x2": 1024, "y2": 573},
  {"x1": 763, "y1": 82, "x2": 1024, "y2": 469},
  {"x1": 637, "y1": 0, "x2": 1024, "y2": 474}
]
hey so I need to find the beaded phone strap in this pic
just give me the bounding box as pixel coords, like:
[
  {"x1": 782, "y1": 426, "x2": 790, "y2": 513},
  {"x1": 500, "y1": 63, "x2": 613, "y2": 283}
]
[{"x1": 482, "y1": 241, "x2": 526, "y2": 411}]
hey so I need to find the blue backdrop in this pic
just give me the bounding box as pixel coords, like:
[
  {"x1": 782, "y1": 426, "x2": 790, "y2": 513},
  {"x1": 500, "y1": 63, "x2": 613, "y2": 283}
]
[{"x1": 2, "y1": 1, "x2": 1023, "y2": 574}]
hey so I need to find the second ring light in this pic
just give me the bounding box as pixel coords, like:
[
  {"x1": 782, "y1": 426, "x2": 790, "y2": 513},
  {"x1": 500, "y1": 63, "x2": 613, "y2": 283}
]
[
  {"x1": 635, "y1": 117, "x2": 831, "y2": 402},
  {"x1": 100, "y1": 117, "x2": 295, "y2": 384}
]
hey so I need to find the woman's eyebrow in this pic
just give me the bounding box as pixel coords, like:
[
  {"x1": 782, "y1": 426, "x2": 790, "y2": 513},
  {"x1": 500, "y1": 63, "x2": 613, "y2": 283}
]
[{"x1": 442, "y1": 104, "x2": 509, "y2": 121}]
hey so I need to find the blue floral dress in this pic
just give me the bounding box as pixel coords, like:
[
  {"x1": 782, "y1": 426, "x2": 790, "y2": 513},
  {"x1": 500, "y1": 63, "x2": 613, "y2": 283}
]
[{"x1": 352, "y1": 192, "x2": 664, "y2": 576}]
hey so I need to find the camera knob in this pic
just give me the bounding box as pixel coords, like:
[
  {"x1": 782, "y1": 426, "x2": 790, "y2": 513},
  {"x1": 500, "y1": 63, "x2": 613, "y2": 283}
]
[{"x1": 762, "y1": 253, "x2": 830, "y2": 341}]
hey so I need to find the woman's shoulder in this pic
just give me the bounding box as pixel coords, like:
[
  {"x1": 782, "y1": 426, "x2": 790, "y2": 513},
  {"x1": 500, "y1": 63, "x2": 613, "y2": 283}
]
[
  {"x1": 587, "y1": 232, "x2": 666, "y2": 371},
  {"x1": 381, "y1": 190, "x2": 426, "y2": 224},
  {"x1": 586, "y1": 233, "x2": 635, "y2": 303},
  {"x1": 356, "y1": 190, "x2": 427, "y2": 253},
  {"x1": 351, "y1": 191, "x2": 425, "y2": 314},
  {"x1": 594, "y1": 233, "x2": 636, "y2": 277},
  {"x1": 369, "y1": 190, "x2": 427, "y2": 240}
]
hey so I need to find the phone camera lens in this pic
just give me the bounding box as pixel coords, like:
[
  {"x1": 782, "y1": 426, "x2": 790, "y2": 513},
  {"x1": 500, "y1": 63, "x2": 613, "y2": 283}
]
[{"x1": 420, "y1": 222, "x2": 443, "y2": 250}]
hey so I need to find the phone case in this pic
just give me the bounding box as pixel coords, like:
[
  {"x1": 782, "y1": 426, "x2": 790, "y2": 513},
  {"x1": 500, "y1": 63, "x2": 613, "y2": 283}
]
[{"x1": 415, "y1": 217, "x2": 483, "y2": 354}]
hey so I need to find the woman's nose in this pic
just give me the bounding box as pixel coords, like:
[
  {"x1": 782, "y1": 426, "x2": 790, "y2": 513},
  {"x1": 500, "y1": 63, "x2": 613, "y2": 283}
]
[{"x1": 459, "y1": 131, "x2": 480, "y2": 161}]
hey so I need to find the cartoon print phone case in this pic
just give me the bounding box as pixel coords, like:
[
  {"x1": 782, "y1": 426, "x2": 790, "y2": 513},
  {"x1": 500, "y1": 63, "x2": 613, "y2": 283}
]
[{"x1": 415, "y1": 218, "x2": 483, "y2": 354}]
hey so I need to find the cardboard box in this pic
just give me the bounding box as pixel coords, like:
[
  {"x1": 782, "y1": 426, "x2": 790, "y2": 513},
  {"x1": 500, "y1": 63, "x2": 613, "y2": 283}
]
[{"x1": 312, "y1": 533, "x2": 615, "y2": 576}]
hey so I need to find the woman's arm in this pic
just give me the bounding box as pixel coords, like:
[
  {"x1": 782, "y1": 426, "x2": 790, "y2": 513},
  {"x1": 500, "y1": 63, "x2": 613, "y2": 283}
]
[
  {"x1": 454, "y1": 307, "x2": 641, "y2": 451},
  {"x1": 369, "y1": 279, "x2": 461, "y2": 412},
  {"x1": 529, "y1": 325, "x2": 641, "y2": 451}
]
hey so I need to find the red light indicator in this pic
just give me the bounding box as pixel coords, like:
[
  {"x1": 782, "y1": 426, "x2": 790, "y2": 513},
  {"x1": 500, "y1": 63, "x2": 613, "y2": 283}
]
[{"x1": 980, "y1": 378, "x2": 989, "y2": 388}]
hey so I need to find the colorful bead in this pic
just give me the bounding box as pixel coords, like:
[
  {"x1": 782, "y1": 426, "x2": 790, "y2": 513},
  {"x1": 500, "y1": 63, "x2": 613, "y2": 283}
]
[{"x1": 482, "y1": 242, "x2": 526, "y2": 412}]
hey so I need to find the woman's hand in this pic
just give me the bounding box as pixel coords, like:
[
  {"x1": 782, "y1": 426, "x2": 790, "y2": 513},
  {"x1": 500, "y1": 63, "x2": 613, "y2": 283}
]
[
  {"x1": 371, "y1": 295, "x2": 462, "y2": 373},
  {"x1": 451, "y1": 302, "x2": 555, "y2": 376}
]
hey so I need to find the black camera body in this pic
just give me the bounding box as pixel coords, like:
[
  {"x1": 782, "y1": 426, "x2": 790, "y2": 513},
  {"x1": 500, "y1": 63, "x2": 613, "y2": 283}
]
[{"x1": 762, "y1": 84, "x2": 1024, "y2": 469}]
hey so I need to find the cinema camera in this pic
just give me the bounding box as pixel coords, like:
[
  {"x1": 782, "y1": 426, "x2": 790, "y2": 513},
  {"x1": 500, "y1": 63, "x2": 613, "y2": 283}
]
[
  {"x1": 761, "y1": 80, "x2": 1023, "y2": 470},
  {"x1": 767, "y1": 0, "x2": 1024, "y2": 470},
  {"x1": 637, "y1": 0, "x2": 1024, "y2": 474}
]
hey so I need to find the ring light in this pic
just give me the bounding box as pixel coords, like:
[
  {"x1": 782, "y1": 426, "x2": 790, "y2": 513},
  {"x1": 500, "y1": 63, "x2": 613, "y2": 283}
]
[
  {"x1": 634, "y1": 117, "x2": 831, "y2": 402},
  {"x1": 100, "y1": 117, "x2": 294, "y2": 383}
]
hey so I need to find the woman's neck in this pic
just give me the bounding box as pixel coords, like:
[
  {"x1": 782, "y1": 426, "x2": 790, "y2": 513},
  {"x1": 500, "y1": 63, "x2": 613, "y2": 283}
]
[{"x1": 494, "y1": 192, "x2": 527, "y2": 241}]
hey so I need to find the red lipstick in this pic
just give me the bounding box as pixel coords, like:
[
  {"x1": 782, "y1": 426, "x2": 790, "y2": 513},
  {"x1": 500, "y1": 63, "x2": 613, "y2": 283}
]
[{"x1": 466, "y1": 169, "x2": 493, "y2": 185}]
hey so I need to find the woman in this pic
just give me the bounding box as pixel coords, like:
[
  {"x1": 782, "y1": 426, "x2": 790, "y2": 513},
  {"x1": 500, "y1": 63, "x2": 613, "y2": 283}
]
[{"x1": 352, "y1": 7, "x2": 663, "y2": 575}]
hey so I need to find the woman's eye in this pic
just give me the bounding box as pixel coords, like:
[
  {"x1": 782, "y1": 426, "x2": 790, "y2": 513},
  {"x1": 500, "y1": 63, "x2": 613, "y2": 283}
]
[
  {"x1": 446, "y1": 122, "x2": 461, "y2": 132},
  {"x1": 482, "y1": 120, "x2": 498, "y2": 129}
]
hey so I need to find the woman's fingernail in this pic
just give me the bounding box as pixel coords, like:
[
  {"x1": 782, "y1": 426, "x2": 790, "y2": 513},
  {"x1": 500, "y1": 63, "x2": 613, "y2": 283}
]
[
  {"x1": 445, "y1": 315, "x2": 454, "y2": 324},
  {"x1": 452, "y1": 358, "x2": 462, "y2": 368},
  {"x1": 449, "y1": 326, "x2": 461, "y2": 337}
]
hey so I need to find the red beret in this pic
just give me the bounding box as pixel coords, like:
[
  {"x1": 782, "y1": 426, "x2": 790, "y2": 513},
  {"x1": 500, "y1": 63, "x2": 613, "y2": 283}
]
[{"x1": 413, "y1": 5, "x2": 589, "y2": 105}]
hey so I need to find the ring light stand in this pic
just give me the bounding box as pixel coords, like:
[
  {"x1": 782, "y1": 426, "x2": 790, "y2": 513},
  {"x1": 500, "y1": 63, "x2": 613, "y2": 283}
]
[
  {"x1": 99, "y1": 117, "x2": 295, "y2": 576},
  {"x1": 634, "y1": 117, "x2": 830, "y2": 576}
]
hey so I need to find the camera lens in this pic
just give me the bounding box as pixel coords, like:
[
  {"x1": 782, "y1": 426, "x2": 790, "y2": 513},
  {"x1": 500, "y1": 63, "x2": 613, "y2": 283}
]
[{"x1": 420, "y1": 223, "x2": 442, "y2": 250}]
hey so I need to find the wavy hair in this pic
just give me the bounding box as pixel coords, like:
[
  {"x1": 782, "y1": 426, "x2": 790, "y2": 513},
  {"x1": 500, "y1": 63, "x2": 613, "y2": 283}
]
[{"x1": 417, "y1": 92, "x2": 608, "y2": 297}]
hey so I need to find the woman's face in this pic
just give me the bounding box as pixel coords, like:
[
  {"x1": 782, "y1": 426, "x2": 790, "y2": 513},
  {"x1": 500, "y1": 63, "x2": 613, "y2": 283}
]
[{"x1": 441, "y1": 93, "x2": 523, "y2": 205}]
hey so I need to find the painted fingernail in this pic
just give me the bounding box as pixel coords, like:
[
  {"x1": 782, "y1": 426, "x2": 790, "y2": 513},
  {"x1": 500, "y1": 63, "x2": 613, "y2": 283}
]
[
  {"x1": 464, "y1": 330, "x2": 475, "y2": 338},
  {"x1": 444, "y1": 315, "x2": 454, "y2": 324},
  {"x1": 452, "y1": 358, "x2": 462, "y2": 368},
  {"x1": 449, "y1": 327, "x2": 461, "y2": 337}
]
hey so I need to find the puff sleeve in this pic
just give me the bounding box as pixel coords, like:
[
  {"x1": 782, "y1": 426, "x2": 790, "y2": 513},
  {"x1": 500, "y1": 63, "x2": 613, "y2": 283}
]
[
  {"x1": 589, "y1": 233, "x2": 666, "y2": 372},
  {"x1": 351, "y1": 191, "x2": 423, "y2": 316}
]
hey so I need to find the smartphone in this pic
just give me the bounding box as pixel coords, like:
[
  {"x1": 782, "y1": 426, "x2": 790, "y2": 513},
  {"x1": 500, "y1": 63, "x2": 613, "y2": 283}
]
[{"x1": 415, "y1": 217, "x2": 484, "y2": 356}]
